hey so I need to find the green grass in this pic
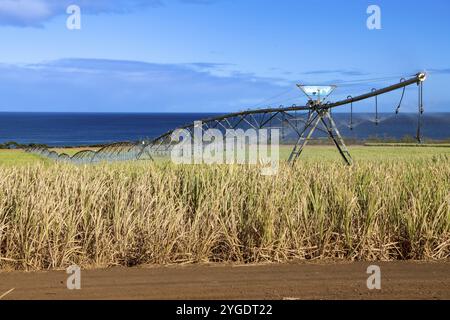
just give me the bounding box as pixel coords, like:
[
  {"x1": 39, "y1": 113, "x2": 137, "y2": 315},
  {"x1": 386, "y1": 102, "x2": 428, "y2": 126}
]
[
  {"x1": 365, "y1": 143, "x2": 450, "y2": 148},
  {"x1": 278, "y1": 145, "x2": 450, "y2": 162},
  {"x1": 1, "y1": 145, "x2": 449, "y2": 166},
  {"x1": 0, "y1": 150, "x2": 46, "y2": 166},
  {"x1": 0, "y1": 148, "x2": 99, "y2": 165},
  {"x1": 51, "y1": 147, "x2": 99, "y2": 156}
]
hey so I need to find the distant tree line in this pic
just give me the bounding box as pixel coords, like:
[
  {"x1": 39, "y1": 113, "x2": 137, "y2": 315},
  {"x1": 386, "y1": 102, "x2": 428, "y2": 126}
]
[
  {"x1": 1, "y1": 136, "x2": 448, "y2": 150},
  {"x1": 0, "y1": 141, "x2": 49, "y2": 149},
  {"x1": 281, "y1": 135, "x2": 450, "y2": 146}
]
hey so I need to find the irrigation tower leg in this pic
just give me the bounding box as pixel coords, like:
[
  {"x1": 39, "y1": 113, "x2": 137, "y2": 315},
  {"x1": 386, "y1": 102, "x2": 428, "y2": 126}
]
[
  {"x1": 136, "y1": 143, "x2": 155, "y2": 161},
  {"x1": 288, "y1": 109, "x2": 353, "y2": 166},
  {"x1": 288, "y1": 111, "x2": 322, "y2": 163},
  {"x1": 321, "y1": 111, "x2": 353, "y2": 165}
]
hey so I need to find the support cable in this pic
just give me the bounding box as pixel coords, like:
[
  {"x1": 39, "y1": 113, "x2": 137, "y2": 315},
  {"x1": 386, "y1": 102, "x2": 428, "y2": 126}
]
[
  {"x1": 417, "y1": 81, "x2": 424, "y2": 143},
  {"x1": 395, "y1": 78, "x2": 406, "y2": 114},
  {"x1": 347, "y1": 95, "x2": 353, "y2": 130},
  {"x1": 372, "y1": 88, "x2": 378, "y2": 125}
]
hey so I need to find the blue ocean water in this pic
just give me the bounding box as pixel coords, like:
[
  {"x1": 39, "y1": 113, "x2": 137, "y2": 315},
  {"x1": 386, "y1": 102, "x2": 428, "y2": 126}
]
[{"x1": 0, "y1": 112, "x2": 449, "y2": 147}]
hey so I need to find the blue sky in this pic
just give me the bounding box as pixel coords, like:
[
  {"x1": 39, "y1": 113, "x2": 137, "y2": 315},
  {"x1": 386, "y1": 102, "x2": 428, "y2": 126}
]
[{"x1": 0, "y1": 0, "x2": 449, "y2": 112}]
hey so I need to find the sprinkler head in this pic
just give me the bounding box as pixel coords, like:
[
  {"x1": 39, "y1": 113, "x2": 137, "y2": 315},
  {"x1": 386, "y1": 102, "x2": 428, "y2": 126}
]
[{"x1": 418, "y1": 72, "x2": 427, "y2": 82}]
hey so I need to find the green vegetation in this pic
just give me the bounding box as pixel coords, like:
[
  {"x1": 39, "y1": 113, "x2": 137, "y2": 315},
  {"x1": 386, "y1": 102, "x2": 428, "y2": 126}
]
[
  {"x1": 50, "y1": 147, "x2": 98, "y2": 156},
  {"x1": 0, "y1": 150, "x2": 46, "y2": 166},
  {"x1": 278, "y1": 145, "x2": 450, "y2": 162},
  {"x1": 0, "y1": 148, "x2": 98, "y2": 165},
  {"x1": 364, "y1": 143, "x2": 450, "y2": 148},
  {"x1": 0, "y1": 148, "x2": 448, "y2": 270},
  {"x1": 1, "y1": 145, "x2": 449, "y2": 165}
]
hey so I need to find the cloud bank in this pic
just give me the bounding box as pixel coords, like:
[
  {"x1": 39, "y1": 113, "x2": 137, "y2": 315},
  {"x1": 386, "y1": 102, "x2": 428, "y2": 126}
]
[
  {"x1": 0, "y1": 0, "x2": 224, "y2": 27},
  {"x1": 0, "y1": 58, "x2": 445, "y2": 112},
  {"x1": 0, "y1": 58, "x2": 290, "y2": 112},
  {"x1": 0, "y1": 0, "x2": 162, "y2": 27}
]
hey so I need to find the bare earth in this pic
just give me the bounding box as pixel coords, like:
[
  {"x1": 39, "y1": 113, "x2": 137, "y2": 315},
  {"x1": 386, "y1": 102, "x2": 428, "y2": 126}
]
[{"x1": 0, "y1": 262, "x2": 449, "y2": 300}]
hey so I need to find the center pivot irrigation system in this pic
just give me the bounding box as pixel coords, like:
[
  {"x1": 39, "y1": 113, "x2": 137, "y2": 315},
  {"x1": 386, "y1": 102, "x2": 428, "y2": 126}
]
[{"x1": 27, "y1": 72, "x2": 427, "y2": 165}]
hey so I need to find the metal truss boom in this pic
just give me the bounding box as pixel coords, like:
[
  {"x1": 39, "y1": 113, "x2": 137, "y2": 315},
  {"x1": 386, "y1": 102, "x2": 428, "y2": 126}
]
[{"x1": 26, "y1": 73, "x2": 427, "y2": 165}]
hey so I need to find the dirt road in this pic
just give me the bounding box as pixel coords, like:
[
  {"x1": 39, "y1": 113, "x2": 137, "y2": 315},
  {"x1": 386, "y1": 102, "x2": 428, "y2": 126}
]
[{"x1": 0, "y1": 262, "x2": 449, "y2": 300}]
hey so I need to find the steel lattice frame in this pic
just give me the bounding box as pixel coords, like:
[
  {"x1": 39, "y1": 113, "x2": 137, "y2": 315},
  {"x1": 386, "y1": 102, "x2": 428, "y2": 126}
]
[{"x1": 27, "y1": 72, "x2": 427, "y2": 165}]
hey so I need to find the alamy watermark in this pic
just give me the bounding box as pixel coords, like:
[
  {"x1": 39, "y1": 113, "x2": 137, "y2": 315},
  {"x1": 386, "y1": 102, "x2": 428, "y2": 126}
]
[
  {"x1": 66, "y1": 4, "x2": 81, "y2": 30},
  {"x1": 367, "y1": 5, "x2": 382, "y2": 30},
  {"x1": 366, "y1": 265, "x2": 381, "y2": 290},
  {"x1": 66, "y1": 264, "x2": 81, "y2": 290},
  {"x1": 64, "y1": 5, "x2": 380, "y2": 32},
  {"x1": 170, "y1": 121, "x2": 280, "y2": 175}
]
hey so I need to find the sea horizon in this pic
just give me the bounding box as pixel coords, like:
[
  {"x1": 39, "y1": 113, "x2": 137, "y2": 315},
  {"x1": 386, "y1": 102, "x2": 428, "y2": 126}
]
[
  {"x1": 1, "y1": 111, "x2": 449, "y2": 147},
  {"x1": 1, "y1": 111, "x2": 449, "y2": 114}
]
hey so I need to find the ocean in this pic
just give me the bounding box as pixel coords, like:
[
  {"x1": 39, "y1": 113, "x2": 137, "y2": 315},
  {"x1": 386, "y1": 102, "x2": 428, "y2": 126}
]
[{"x1": 0, "y1": 112, "x2": 449, "y2": 147}]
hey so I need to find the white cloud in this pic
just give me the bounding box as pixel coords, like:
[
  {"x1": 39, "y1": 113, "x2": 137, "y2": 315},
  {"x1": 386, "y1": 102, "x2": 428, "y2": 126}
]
[
  {"x1": 0, "y1": 0, "x2": 52, "y2": 26},
  {"x1": 0, "y1": 58, "x2": 289, "y2": 112},
  {"x1": 0, "y1": 0, "x2": 161, "y2": 27}
]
